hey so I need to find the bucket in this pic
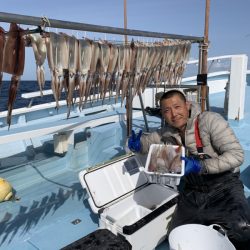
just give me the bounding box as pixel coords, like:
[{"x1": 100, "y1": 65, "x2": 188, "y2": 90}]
[{"x1": 169, "y1": 224, "x2": 236, "y2": 250}]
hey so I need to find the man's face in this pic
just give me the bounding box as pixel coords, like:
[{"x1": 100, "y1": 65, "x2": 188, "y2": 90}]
[{"x1": 161, "y1": 94, "x2": 190, "y2": 132}]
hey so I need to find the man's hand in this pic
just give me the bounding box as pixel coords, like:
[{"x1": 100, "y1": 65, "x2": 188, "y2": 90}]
[
  {"x1": 181, "y1": 156, "x2": 202, "y2": 175},
  {"x1": 128, "y1": 130, "x2": 142, "y2": 152}
]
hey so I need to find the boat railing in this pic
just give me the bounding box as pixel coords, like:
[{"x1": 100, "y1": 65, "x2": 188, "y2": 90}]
[
  {"x1": 0, "y1": 111, "x2": 125, "y2": 145},
  {"x1": 184, "y1": 54, "x2": 248, "y2": 120}
]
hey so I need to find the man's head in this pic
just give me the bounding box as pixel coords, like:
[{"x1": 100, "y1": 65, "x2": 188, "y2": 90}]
[{"x1": 160, "y1": 89, "x2": 190, "y2": 132}]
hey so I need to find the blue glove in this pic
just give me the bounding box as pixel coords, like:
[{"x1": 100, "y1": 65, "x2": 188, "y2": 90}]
[
  {"x1": 181, "y1": 156, "x2": 202, "y2": 175},
  {"x1": 128, "y1": 129, "x2": 142, "y2": 152}
]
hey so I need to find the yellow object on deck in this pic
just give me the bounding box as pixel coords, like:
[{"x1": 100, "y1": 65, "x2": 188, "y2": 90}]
[{"x1": 0, "y1": 178, "x2": 13, "y2": 202}]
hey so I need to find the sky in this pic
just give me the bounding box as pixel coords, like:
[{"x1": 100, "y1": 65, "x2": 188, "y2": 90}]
[{"x1": 1, "y1": 0, "x2": 250, "y2": 80}]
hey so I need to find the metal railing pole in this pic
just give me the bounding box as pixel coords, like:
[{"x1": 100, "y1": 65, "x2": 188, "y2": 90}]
[{"x1": 0, "y1": 12, "x2": 203, "y2": 42}]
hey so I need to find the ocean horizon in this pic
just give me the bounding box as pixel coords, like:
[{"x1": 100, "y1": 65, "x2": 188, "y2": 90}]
[{"x1": 1, "y1": 73, "x2": 250, "y2": 112}]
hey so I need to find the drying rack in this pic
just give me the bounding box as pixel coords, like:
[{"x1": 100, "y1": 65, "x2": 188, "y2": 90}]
[{"x1": 0, "y1": 7, "x2": 209, "y2": 136}]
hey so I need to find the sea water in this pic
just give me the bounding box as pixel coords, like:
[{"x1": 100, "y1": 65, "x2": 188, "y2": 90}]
[
  {"x1": 0, "y1": 74, "x2": 249, "y2": 111},
  {"x1": 0, "y1": 80, "x2": 55, "y2": 111}
]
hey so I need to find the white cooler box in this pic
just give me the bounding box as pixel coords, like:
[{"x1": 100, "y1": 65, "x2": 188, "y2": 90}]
[{"x1": 79, "y1": 154, "x2": 179, "y2": 250}]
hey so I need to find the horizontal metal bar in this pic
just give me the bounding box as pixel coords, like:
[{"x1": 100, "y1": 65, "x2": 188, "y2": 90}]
[
  {"x1": 147, "y1": 84, "x2": 201, "y2": 89},
  {"x1": 0, "y1": 12, "x2": 204, "y2": 42}
]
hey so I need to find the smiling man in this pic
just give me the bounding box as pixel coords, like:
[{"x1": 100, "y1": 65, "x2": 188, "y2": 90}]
[
  {"x1": 128, "y1": 89, "x2": 250, "y2": 249},
  {"x1": 160, "y1": 90, "x2": 190, "y2": 143}
]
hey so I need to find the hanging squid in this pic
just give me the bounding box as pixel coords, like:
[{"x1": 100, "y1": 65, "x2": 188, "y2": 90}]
[
  {"x1": 85, "y1": 41, "x2": 100, "y2": 104},
  {"x1": 0, "y1": 27, "x2": 5, "y2": 91},
  {"x1": 46, "y1": 32, "x2": 69, "y2": 109},
  {"x1": 120, "y1": 43, "x2": 132, "y2": 106},
  {"x1": 98, "y1": 40, "x2": 110, "y2": 101},
  {"x1": 2, "y1": 23, "x2": 25, "y2": 128},
  {"x1": 139, "y1": 45, "x2": 155, "y2": 93},
  {"x1": 115, "y1": 44, "x2": 126, "y2": 103},
  {"x1": 102, "y1": 43, "x2": 118, "y2": 102},
  {"x1": 78, "y1": 38, "x2": 93, "y2": 109},
  {"x1": 45, "y1": 32, "x2": 59, "y2": 108},
  {"x1": 27, "y1": 33, "x2": 47, "y2": 96},
  {"x1": 123, "y1": 40, "x2": 137, "y2": 100},
  {"x1": 175, "y1": 41, "x2": 191, "y2": 84},
  {"x1": 66, "y1": 35, "x2": 78, "y2": 118}
]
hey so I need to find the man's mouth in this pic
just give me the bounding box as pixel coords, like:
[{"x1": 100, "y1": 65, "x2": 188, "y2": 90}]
[{"x1": 172, "y1": 117, "x2": 181, "y2": 123}]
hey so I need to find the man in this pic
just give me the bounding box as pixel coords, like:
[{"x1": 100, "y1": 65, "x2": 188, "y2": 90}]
[{"x1": 128, "y1": 89, "x2": 250, "y2": 249}]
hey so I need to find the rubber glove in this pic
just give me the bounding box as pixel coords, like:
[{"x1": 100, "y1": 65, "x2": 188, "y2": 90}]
[
  {"x1": 181, "y1": 156, "x2": 202, "y2": 175},
  {"x1": 128, "y1": 129, "x2": 142, "y2": 152}
]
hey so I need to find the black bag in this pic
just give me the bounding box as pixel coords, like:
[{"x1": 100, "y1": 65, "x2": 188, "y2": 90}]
[
  {"x1": 61, "y1": 229, "x2": 132, "y2": 250},
  {"x1": 169, "y1": 172, "x2": 250, "y2": 250}
]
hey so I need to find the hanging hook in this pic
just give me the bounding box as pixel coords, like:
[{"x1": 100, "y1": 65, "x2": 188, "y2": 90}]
[{"x1": 40, "y1": 16, "x2": 51, "y2": 33}]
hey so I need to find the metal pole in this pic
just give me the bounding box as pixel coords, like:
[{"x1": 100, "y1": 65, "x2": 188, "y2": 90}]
[
  {"x1": 200, "y1": 0, "x2": 210, "y2": 111},
  {"x1": 0, "y1": 12, "x2": 203, "y2": 42},
  {"x1": 124, "y1": 0, "x2": 128, "y2": 43},
  {"x1": 123, "y1": 0, "x2": 132, "y2": 137},
  {"x1": 123, "y1": 1, "x2": 148, "y2": 135},
  {"x1": 138, "y1": 93, "x2": 149, "y2": 132}
]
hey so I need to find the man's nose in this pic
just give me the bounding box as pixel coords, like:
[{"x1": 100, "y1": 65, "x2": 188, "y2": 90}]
[{"x1": 170, "y1": 109, "x2": 177, "y2": 117}]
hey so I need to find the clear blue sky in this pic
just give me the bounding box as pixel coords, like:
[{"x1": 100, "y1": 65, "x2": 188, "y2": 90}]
[{"x1": 1, "y1": 0, "x2": 250, "y2": 80}]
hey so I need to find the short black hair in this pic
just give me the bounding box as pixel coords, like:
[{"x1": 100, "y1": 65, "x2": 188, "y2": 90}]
[{"x1": 160, "y1": 90, "x2": 186, "y2": 106}]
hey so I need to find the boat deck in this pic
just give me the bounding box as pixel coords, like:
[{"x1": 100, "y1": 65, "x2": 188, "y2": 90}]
[{"x1": 0, "y1": 82, "x2": 250, "y2": 250}]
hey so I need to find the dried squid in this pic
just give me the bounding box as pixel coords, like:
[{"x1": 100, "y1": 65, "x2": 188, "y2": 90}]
[
  {"x1": 78, "y1": 38, "x2": 93, "y2": 108},
  {"x1": 28, "y1": 33, "x2": 47, "y2": 96},
  {"x1": 102, "y1": 43, "x2": 118, "y2": 102},
  {"x1": 85, "y1": 41, "x2": 100, "y2": 104},
  {"x1": 65, "y1": 35, "x2": 78, "y2": 117},
  {"x1": 46, "y1": 32, "x2": 70, "y2": 109},
  {"x1": 115, "y1": 44, "x2": 126, "y2": 102},
  {"x1": 0, "y1": 27, "x2": 5, "y2": 90},
  {"x1": 120, "y1": 44, "x2": 132, "y2": 105},
  {"x1": 2, "y1": 23, "x2": 25, "y2": 128},
  {"x1": 98, "y1": 40, "x2": 110, "y2": 101}
]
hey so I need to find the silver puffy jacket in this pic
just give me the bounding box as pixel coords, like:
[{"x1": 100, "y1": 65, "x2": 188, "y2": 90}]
[{"x1": 140, "y1": 102, "x2": 244, "y2": 174}]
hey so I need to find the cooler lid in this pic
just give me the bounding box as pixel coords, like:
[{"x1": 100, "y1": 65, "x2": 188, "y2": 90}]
[{"x1": 79, "y1": 154, "x2": 149, "y2": 213}]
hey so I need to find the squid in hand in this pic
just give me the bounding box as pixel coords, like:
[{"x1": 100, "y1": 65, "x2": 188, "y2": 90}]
[
  {"x1": 2, "y1": 23, "x2": 25, "y2": 128},
  {"x1": 148, "y1": 145, "x2": 182, "y2": 174}
]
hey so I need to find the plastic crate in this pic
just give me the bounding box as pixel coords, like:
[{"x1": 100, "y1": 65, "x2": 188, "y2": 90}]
[{"x1": 144, "y1": 144, "x2": 185, "y2": 186}]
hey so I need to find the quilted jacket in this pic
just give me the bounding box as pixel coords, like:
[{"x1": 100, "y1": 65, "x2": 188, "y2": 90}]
[{"x1": 140, "y1": 102, "x2": 244, "y2": 174}]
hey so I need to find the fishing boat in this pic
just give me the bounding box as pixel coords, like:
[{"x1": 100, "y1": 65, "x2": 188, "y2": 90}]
[{"x1": 0, "y1": 6, "x2": 249, "y2": 250}]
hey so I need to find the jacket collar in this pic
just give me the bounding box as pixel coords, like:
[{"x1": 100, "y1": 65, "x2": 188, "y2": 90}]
[{"x1": 186, "y1": 102, "x2": 201, "y2": 130}]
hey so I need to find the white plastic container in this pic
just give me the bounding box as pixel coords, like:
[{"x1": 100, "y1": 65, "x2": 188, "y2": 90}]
[
  {"x1": 169, "y1": 224, "x2": 236, "y2": 250},
  {"x1": 79, "y1": 154, "x2": 179, "y2": 250},
  {"x1": 145, "y1": 144, "x2": 185, "y2": 185}
]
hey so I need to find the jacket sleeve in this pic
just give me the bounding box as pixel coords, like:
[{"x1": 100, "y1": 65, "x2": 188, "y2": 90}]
[{"x1": 201, "y1": 112, "x2": 244, "y2": 174}]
